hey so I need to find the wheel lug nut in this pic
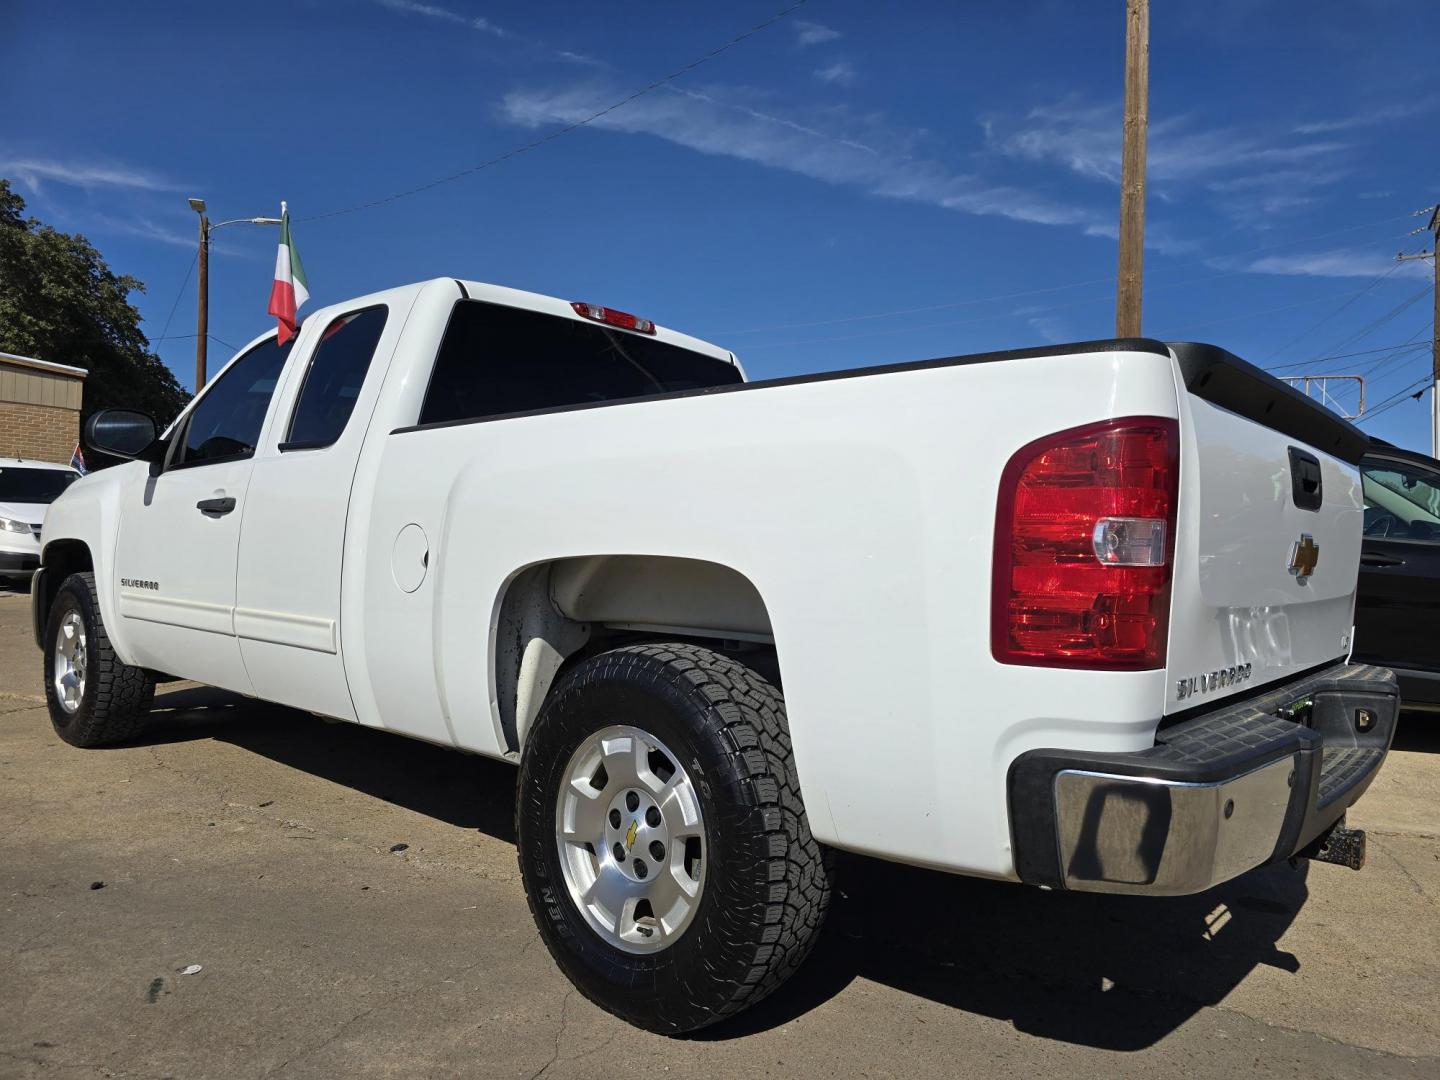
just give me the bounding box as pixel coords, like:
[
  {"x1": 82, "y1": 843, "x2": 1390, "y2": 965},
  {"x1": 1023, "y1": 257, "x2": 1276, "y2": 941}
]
[
  {"x1": 612, "y1": 843, "x2": 626, "y2": 862},
  {"x1": 625, "y1": 791, "x2": 640, "y2": 812},
  {"x1": 645, "y1": 807, "x2": 661, "y2": 828},
  {"x1": 649, "y1": 841, "x2": 665, "y2": 861},
  {"x1": 608, "y1": 809, "x2": 622, "y2": 828},
  {"x1": 633, "y1": 859, "x2": 648, "y2": 879}
]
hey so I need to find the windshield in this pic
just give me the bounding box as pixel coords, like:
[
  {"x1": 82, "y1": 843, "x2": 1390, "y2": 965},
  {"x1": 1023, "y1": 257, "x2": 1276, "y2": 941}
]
[
  {"x1": 0, "y1": 466, "x2": 80, "y2": 505},
  {"x1": 1362, "y1": 457, "x2": 1440, "y2": 540}
]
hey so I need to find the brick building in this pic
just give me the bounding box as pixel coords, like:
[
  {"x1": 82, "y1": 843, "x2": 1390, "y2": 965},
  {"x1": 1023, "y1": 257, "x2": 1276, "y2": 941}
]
[{"x1": 0, "y1": 352, "x2": 88, "y2": 464}]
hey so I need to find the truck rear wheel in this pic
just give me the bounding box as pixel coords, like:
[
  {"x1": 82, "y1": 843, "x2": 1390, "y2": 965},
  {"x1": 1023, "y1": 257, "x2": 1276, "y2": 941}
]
[
  {"x1": 516, "y1": 642, "x2": 830, "y2": 1034},
  {"x1": 43, "y1": 571, "x2": 155, "y2": 748}
]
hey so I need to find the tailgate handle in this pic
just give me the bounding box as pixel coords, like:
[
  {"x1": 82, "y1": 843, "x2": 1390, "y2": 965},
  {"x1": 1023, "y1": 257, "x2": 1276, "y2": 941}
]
[
  {"x1": 1360, "y1": 553, "x2": 1404, "y2": 568},
  {"x1": 1288, "y1": 447, "x2": 1323, "y2": 511}
]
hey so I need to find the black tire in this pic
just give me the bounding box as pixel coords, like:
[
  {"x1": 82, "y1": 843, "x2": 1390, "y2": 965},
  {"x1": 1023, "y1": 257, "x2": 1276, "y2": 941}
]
[
  {"x1": 516, "y1": 642, "x2": 831, "y2": 1034},
  {"x1": 43, "y1": 571, "x2": 155, "y2": 748}
]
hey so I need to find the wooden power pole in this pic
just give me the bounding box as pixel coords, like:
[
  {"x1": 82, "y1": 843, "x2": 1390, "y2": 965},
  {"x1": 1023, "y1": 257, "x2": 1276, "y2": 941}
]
[
  {"x1": 1398, "y1": 204, "x2": 1438, "y2": 458},
  {"x1": 191, "y1": 199, "x2": 210, "y2": 392},
  {"x1": 1431, "y1": 205, "x2": 1439, "y2": 460},
  {"x1": 1116, "y1": 0, "x2": 1149, "y2": 338}
]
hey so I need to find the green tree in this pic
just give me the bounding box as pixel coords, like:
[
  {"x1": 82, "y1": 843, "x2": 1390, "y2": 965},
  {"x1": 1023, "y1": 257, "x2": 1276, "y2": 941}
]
[{"x1": 0, "y1": 178, "x2": 190, "y2": 430}]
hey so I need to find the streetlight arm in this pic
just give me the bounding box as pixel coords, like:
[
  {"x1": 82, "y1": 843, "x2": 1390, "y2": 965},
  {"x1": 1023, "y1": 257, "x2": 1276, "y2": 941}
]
[{"x1": 208, "y1": 216, "x2": 283, "y2": 232}]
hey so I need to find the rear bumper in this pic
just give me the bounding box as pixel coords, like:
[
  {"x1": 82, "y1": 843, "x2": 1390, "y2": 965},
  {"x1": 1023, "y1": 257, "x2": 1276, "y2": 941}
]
[
  {"x1": 1008, "y1": 661, "x2": 1398, "y2": 895},
  {"x1": 1391, "y1": 667, "x2": 1440, "y2": 710}
]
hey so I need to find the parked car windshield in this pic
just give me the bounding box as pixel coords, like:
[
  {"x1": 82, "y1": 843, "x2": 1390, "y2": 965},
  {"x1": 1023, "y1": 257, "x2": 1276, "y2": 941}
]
[
  {"x1": 1362, "y1": 457, "x2": 1440, "y2": 541},
  {"x1": 0, "y1": 466, "x2": 79, "y2": 504}
]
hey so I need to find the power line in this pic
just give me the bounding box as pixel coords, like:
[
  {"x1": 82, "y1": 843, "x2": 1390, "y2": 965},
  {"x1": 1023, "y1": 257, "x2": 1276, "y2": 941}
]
[
  {"x1": 1265, "y1": 340, "x2": 1433, "y2": 372},
  {"x1": 1310, "y1": 285, "x2": 1430, "y2": 360},
  {"x1": 743, "y1": 276, "x2": 1408, "y2": 352},
  {"x1": 153, "y1": 249, "x2": 198, "y2": 346},
  {"x1": 1258, "y1": 261, "x2": 1403, "y2": 363},
  {"x1": 300, "y1": 1, "x2": 810, "y2": 224},
  {"x1": 719, "y1": 211, "x2": 1419, "y2": 336},
  {"x1": 1355, "y1": 374, "x2": 1433, "y2": 424},
  {"x1": 152, "y1": 333, "x2": 239, "y2": 352}
]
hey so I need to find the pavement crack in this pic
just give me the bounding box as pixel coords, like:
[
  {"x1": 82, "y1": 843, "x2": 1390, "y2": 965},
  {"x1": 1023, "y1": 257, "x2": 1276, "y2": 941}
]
[
  {"x1": 524, "y1": 988, "x2": 575, "y2": 1080},
  {"x1": 0, "y1": 1045, "x2": 171, "y2": 1079},
  {"x1": 1212, "y1": 1005, "x2": 1440, "y2": 1065},
  {"x1": 256, "y1": 956, "x2": 496, "y2": 1079},
  {"x1": 1369, "y1": 835, "x2": 1435, "y2": 906}
]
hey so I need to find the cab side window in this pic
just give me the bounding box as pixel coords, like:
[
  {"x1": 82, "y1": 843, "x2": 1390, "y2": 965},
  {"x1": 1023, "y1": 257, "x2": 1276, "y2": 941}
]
[
  {"x1": 1362, "y1": 458, "x2": 1440, "y2": 543},
  {"x1": 283, "y1": 306, "x2": 388, "y2": 449},
  {"x1": 172, "y1": 336, "x2": 293, "y2": 468}
]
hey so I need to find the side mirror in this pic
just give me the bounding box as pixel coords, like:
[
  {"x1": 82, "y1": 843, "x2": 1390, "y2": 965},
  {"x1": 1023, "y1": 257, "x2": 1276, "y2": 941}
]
[{"x1": 84, "y1": 409, "x2": 160, "y2": 461}]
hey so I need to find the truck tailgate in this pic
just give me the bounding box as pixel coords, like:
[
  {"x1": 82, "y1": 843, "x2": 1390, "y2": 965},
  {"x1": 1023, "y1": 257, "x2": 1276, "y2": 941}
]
[{"x1": 1163, "y1": 343, "x2": 1369, "y2": 715}]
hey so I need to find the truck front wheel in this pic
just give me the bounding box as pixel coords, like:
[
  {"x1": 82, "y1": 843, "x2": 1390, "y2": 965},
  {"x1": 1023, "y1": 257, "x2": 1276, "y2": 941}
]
[
  {"x1": 516, "y1": 642, "x2": 831, "y2": 1034},
  {"x1": 43, "y1": 572, "x2": 155, "y2": 748}
]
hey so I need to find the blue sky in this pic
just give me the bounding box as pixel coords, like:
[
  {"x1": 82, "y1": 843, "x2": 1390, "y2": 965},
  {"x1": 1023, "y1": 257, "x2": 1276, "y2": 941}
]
[{"x1": 4, "y1": 0, "x2": 1438, "y2": 451}]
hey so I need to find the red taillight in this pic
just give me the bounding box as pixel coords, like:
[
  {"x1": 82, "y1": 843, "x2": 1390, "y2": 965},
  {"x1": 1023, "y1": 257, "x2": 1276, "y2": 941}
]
[
  {"x1": 571, "y1": 301, "x2": 657, "y2": 335},
  {"x1": 991, "y1": 417, "x2": 1179, "y2": 670}
]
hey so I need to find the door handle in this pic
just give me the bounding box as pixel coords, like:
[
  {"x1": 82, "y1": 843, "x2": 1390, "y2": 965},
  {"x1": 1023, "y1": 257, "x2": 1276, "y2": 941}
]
[
  {"x1": 196, "y1": 496, "x2": 237, "y2": 516},
  {"x1": 1360, "y1": 553, "x2": 1403, "y2": 568}
]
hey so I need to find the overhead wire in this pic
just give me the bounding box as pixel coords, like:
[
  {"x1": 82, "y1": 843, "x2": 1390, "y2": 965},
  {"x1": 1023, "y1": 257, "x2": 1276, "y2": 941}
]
[
  {"x1": 1257, "y1": 261, "x2": 1403, "y2": 363},
  {"x1": 1356, "y1": 374, "x2": 1434, "y2": 424},
  {"x1": 719, "y1": 212, "x2": 1420, "y2": 337},
  {"x1": 1310, "y1": 285, "x2": 1431, "y2": 359},
  {"x1": 298, "y1": 1, "x2": 811, "y2": 223},
  {"x1": 153, "y1": 249, "x2": 199, "y2": 345}
]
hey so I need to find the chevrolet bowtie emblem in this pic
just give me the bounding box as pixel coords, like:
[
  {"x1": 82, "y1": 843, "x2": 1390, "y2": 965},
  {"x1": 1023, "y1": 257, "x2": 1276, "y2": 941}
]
[
  {"x1": 1289, "y1": 534, "x2": 1319, "y2": 584},
  {"x1": 625, "y1": 819, "x2": 639, "y2": 852}
]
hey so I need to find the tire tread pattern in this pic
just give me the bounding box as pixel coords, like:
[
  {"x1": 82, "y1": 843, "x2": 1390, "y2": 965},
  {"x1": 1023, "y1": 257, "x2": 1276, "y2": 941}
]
[
  {"x1": 518, "y1": 641, "x2": 831, "y2": 1032},
  {"x1": 46, "y1": 572, "x2": 155, "y2": 747}
]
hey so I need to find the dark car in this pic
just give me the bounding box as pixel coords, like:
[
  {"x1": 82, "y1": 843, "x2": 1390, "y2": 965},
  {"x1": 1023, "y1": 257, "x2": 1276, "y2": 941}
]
[{"x1": 1355, "y1": 442, "x2": 1440, "y2": 712}]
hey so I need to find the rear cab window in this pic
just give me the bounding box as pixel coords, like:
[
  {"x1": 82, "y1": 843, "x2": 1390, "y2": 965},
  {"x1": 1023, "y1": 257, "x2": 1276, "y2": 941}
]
[
  {"x1": 283, "y1": 306, "x2": 388, "y2": 449},
  {"x1": 416, "y1": 301, "x2": 742, "y2": 427}
]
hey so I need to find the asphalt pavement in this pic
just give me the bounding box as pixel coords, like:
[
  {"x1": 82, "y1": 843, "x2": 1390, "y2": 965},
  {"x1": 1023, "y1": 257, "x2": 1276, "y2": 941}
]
[{"x1": 1, "y1": 583, "x2": 1438, "y2": 1078}]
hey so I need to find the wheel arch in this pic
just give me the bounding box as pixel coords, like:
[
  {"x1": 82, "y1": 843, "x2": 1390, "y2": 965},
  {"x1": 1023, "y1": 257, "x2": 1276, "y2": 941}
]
[
  {"x1": 492, "y1": 554, "x2": 777, "y2": 753},
  {"x1": 32, "y1": 539, "x2": 94, "y2": 649}
]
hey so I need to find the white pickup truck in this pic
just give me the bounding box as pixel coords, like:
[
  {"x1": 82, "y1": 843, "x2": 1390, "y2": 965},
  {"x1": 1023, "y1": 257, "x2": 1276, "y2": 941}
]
[{"x1": 33, "y1": 278, "x2": 1397, "y2": 1033}]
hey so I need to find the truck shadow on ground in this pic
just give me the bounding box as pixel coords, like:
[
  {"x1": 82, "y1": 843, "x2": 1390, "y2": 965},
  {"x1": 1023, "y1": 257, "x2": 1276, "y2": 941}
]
[{"x1": 140, "y1": 684, "x2": 1313, "y2": 1052}]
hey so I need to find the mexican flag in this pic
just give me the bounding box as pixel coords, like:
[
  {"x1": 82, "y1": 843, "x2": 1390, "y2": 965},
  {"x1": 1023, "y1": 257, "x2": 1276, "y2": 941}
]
[{"x1": 266, "y1": 202, "x2": 309, "y2": 344}]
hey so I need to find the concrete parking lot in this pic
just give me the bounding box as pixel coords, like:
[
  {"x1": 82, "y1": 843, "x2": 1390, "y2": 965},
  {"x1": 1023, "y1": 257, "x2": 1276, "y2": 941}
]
[{"x1": 2, "y1": 583, "x2": 1438, "y2": 1079}]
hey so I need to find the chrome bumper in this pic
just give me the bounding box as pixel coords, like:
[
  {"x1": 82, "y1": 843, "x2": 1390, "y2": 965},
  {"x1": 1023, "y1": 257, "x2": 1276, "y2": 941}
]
[
  {"x1": 1009, "y1": 662, "x2": 1398, "y2": 896},
  {"x1": 1053, "y1": 756, "x2": 1297, "y2": 895}
]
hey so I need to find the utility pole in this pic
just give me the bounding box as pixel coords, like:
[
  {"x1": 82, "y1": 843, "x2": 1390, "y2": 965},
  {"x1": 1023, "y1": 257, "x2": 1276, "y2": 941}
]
[
  {"x1": 186, "y1": 200, "x2": 283, "y2": 392},
  {"x1": 189, "y1": 198, "x2": 210, "y2": 391},
  {"x1": 1115, "y1": 0, "x2": 1149, "y2": 338},
  {"x1": 1397, "y1": 203, "x2": 1438, "y2": 457}
]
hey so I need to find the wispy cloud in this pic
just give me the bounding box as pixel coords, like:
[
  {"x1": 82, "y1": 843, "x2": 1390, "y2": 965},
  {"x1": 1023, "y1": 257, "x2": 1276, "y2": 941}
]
[
  {"x1": 2, "y1": 158, "x2": 179, "y2": 192},
  {"x1": 990, "y1": 100, "x2": 1349, "y2": 185},
  {"x1": 1025, "y1": 313, "x2": 1069, "y2": 343},
  {"x1": 1294, "y1": 97, "x2": 1440, "y2": 135},
  {"x1": 793, "y1": 19, "x2": 840, "y2": 46},
  {"x1": 84, "y1": 213, "x2": 251, "y2": 257},
  {"x1": 984, "y1": 97, "x2": 1364, "y2": 230},
  {"x1": 374, "y1": 0, "x2": 507, "y2": 37},
  {"x1": 557, "y1": 50, "x2": 606, "y2": 68},
  {"x1": 1243, "y1": 248, "x2": 1430, "y2": 280},
  {"x1": 93, "y1": 215, "x2": 194, "y2": 248},
  {"x1": 501, "y1": 82, "x2": 1101, "y2": 232},
  {"x1": 814, "y1": 60, "x2": 856, "y2": 86}
]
